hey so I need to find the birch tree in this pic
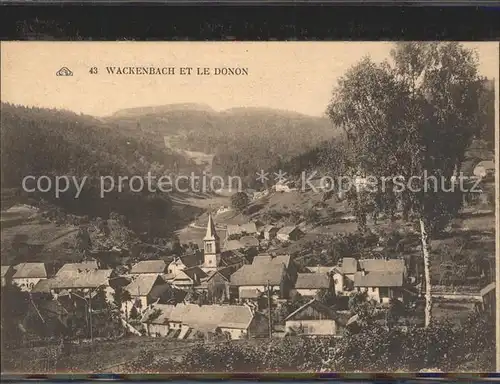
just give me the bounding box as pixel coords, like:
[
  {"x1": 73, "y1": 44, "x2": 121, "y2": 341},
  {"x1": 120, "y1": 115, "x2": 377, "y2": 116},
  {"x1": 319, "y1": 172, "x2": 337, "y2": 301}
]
[{"x1": 327, "y1": 43, "x2": 482, "y2": 327}]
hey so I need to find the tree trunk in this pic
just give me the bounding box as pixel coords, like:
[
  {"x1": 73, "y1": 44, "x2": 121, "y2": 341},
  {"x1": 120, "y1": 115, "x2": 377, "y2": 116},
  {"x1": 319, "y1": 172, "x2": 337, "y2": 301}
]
[{"x1": 419, "y1": 218, "x2": 432, "y2": 328}]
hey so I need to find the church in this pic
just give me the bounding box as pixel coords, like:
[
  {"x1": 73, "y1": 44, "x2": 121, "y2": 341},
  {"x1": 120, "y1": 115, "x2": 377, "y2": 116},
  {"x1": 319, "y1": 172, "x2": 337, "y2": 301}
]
[
  {"x1": 201, "y1": 213, "x2": 222, "y2": 272},
  {"x1": 167, "y1": 213, "x2": 250, "y2": 281}
]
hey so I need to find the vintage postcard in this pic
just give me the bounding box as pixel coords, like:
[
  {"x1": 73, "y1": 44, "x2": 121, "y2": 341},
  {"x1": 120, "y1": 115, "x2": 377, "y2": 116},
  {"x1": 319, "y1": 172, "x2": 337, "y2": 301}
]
[{"x1": 0, "y1": 41, "x2": 498, "y2": 374}]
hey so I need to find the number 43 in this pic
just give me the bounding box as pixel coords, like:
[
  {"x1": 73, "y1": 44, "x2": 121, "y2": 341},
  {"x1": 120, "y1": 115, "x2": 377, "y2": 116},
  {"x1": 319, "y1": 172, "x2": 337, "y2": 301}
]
[{"x1": 89, "y1": 67, "x2": 98, "y2": 75}]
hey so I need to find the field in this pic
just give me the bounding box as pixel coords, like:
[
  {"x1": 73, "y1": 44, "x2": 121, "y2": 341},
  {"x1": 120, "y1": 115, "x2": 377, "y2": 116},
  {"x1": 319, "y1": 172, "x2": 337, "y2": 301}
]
[{"x1": 0, "y1": 207, "x2": 79, "y2": 265}]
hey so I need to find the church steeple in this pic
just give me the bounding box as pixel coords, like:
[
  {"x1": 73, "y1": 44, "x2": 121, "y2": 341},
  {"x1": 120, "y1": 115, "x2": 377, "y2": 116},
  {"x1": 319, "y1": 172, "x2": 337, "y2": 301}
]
[
  {"x1": 203, "y1": 213, "x2": 220, "y2": 270},
  {"x1": 204, "y1": 213, "x2": 219, "y2": 242}
]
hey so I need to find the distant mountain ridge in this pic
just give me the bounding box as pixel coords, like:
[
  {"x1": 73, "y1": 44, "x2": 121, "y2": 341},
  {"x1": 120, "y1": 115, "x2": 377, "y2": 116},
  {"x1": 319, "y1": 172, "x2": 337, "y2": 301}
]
[{"x1": 108, "y1": 103, "x2": 338, "y2": 185}]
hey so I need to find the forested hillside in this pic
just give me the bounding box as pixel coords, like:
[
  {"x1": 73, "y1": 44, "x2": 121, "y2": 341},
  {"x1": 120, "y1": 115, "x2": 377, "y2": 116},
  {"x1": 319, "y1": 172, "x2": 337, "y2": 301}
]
[
  {"x1": 0, "y1": 103, "x2": 193, "y2": 239},
  {"x1": 108, "y1": 105, "x2": 340, "y2": 186}
]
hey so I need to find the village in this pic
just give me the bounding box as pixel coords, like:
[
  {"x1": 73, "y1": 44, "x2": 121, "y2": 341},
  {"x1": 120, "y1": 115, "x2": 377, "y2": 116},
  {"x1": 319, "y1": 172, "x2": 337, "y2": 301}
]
[
  {"x1": 0, "y1": 41, "x2": 497, "y2": 373},
  {"x1": 1, "y1": 164, "x2": 496, "y2": 346}
]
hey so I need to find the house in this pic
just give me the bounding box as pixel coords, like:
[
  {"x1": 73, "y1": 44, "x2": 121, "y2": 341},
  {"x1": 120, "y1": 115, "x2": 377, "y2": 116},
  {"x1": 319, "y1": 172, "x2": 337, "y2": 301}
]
[
  {"x1": 141, "y1": 303, "x2": 269, "y2": 340},
  {"x1": 305, "y1": 266, "x2": 336, "y2": 274},
  {"x1": 167, "y1": 254, "x2": 200, "y2": 276},
  {"x1": 480, "y1": 281, "x2": 496, "y2": 317},
  {"x1": 274, "y1": 181, "x2": 297, "y2": 193},
  {"x1": 230, "y1": 254, "x2": 297, "y2": 300},
  {"x1": 171, "y1": 266, "x2": 207, "y2": 290},
  {"x1": 353, "y1": 269, "x2": 404, "y2": 303},
  {"x1": 12, "y1": 262, "x2": 47, "y2": 292},
  {"x1": 225, "y1": 236, "x2": 259, "y2": 251},
  {"x1": 1, "y1": 265, "x2": 14, "y2": 287},
  {"x1": 195, "y1": 267, "x2": 233, "y2": 302},
  {"x1": 56, "y1": 261, "x2": 99, "y2": 276},
  {"x1": 262, "y1": 225, "x2": 279, "y2": 240},
  {"x1": 285, "y1": 299, "x2": 343, "y2": 336},
  {"x1": 276, "y1": 226, "x2": 303, "y2": 242},
  {"x1": 294, "y1": 273, "x2": 332, "y2": 297},
  {"x1": 130, "y1": 260, "x2": 167, "y2": 275},
  {"x1": 340, "y1": 258, "x2": 406, "y2": 292},
  {"x1": 473, "y1": 160, "x2": 495, "y2": 179},
  {"x1": 216, "y1": 205, "x2": 231, "y2": 215},
  {"x1": 47, "y1": 269, "x2": 114, "y2": 302},
  {"x1": 226, "y1": 222, "x2": 258, "y2": 238},
  {"x1": 121, "y1": 274, "x2": 166, "y2": 315}
]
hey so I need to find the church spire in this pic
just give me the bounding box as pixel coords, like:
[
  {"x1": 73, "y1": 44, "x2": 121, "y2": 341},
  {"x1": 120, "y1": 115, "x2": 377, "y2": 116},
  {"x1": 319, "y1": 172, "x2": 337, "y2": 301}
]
[{"x1": 203, "y1": 213, "x2": 219, "y2": 241}]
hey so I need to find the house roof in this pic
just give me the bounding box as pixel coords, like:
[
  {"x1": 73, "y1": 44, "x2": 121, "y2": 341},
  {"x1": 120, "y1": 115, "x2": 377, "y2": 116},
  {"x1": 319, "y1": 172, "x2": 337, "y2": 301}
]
[
  {"x1": 480, "y1": 281, "x2": 496, "y2": 296},
  {"x1": 358, "y1": 259, "x2": 405, "y2": 273},
  {"x1": 277, "y1": 226, "x2": 298, "y2": 236},
  {"x1": 142, "y1": 303, "x2": 255, "y2": 330},
  {"x1": 224, "y1": 239, "x2": 245, "y2": 251},
  {"x1": 354, "y1": 271, "x2": 403, "y2": 287},
  {"x1": 239, "y1": 288, "x2": 263, "y2": 299},
  {"x1": 12, "y1": 263, "x2": 47, "y2": 279},
  {"x1": 252, "y1": 254, "x2": 291, "y2": 268},
  {"x1": 50, "y1": 269, "x2": 112, "y2": 289},
  {"x1": 31, "y1": 278, "x2": 53, "y2": 293},
  {"x1": 284, "y1": 299, "x2": 337, "y2": 322},
  {"x1": 169, "y1": 255, "x2": 200, "y2": 269},
  {"x1": 295, "y1": 273, "x2": 330, "y2": 289},
  {"x1": 130, "y1": 260, "x2": 167, "y2": 274},
  {"x1": 56, "y1": 261, "x2": 99, "y2": 276},
  {"x1": 341, "y1": 258, "x2": 358, "y2": 274},
  {"x1": 226, "y1": 222, "x2": 258, "y2": 236},
  {"x1": 474, "y1": 160, "x2": 495, "y2": 171},
  {"x1": 203, "y1": 214, "x2": 219, "y2": 241},
  {"x1": 1, "y1": 265, "x2": 12, "y2": 278},
  {"x1": 262, "y1": 225, "x2": 277, "y2": 233},
  {"x1": 230, "y1": 263, "x2": 285, "y2": 286},
  {"x1": 149, "y1": 283, "x2": 175, "y2": 301},
  {"x1": 305, "y1": 266, "x2": 335, "y2": 274},
  {"x1": 124, "y1": 274, "x2": 160, "y2": 296},
  {"x1": 173, "y1": 266, "x2": 207, "y2": 282}
]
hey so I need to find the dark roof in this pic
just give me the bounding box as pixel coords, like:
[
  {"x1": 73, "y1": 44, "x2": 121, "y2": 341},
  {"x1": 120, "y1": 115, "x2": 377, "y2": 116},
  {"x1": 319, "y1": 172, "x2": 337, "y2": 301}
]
[
  {"x1": 354, "y1": 271, "x2": 403, "y2": 287},
  {"x1": 1, "y1": 265, "x2": 12, "y2": 278},
  {"x1": 284, "y1": 299, "x2": 337, "y2": 322},
  {"x1": 295, "y1": 273, "x2": 330, "y2": 289},
  {"x1": 174, "y1": 266, "x2": 207, "y2": 282},
  {"x1": 148, "y1": 283, "x2": 176, "y2": 301},
  {"x1": 169, "y1": 255, "x2": 200, "y2": 269},
  {"x1": 31, "y1": 279, "x2": 53, "y2": 293}
]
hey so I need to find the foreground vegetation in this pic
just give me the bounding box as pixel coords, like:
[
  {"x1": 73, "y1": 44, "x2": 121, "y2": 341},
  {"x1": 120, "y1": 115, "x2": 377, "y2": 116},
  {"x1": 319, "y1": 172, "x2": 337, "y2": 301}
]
[{"x1": 3, "y1": 310, "x2": 493, "y2": 373}]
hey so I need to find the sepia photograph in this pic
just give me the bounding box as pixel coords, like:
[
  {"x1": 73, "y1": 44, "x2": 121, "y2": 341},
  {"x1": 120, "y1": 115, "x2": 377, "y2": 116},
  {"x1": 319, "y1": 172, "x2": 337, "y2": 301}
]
[{"x1": 0, "y1": 41, "x2": 498, "y2": 374}]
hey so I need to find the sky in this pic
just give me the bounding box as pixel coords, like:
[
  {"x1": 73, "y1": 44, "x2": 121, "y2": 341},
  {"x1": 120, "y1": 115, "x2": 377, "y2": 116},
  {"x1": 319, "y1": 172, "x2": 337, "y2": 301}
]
[{"x1": 1, "y1": 41, "x2": 498, "y2": 117}]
